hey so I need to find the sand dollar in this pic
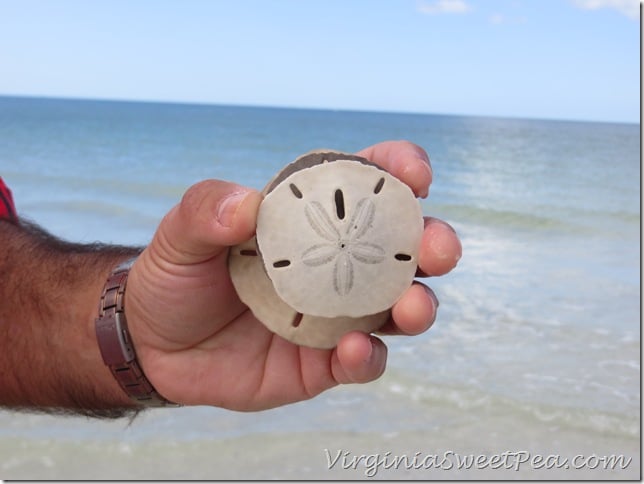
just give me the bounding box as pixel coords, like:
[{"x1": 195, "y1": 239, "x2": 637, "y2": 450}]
[
  {"x1": 228, "y1": 151, "x2": 424, "y2": 348},
  {"x1": 257, "y1": 155, "x2": 423, "y2": 318}
]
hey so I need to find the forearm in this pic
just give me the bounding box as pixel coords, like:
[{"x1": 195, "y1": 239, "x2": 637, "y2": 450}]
[{"x1": 0, "y1": 219, "x2": 141, "y2": 417}]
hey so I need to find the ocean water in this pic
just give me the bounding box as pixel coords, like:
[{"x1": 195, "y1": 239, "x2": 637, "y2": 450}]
[{"x1": 0, "y1": 96, "x2": 639, "y2": 479}]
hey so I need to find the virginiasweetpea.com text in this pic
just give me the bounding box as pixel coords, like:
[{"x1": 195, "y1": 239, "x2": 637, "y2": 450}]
[{"x1": 324, "y1": 449, "x2": 633, "y2": 477}]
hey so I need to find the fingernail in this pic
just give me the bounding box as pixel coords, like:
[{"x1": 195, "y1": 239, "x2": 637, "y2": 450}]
[
  {"x1": 368, "y1": 337, "x2": 387, "y2": 376},
  {"x1": 217, "y1": 190, "x2": 250, "y2": 228},
  {"x1": 427, "y1": 287, "x2": 440, "y2": 311},
  {"x1": 428, "y1": 218, "x2": 457, "y2": 235},
  {"x1": 418, "y1": 283, "x2": 439, "y2": 310},
  {"x1": 416, "y1": 153, "x2": 432, "y2": 172},
  {"x1": 365, "y1": 336, "x2": 385, "y2": 362},
  {"x1": 416, "y1": 154, "x2": 432, "y2": 198},
  {"x1": 363, "y1": 337, "x2": 375, "y2": 364}
]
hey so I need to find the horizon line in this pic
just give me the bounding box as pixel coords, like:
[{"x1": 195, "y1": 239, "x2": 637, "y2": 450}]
[{"x1": 0, "y1": 93, "x2": 638, "y2": 127}]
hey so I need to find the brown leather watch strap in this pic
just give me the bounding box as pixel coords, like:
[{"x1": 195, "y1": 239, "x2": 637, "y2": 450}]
[{"x1": 95, "y1": 258, "x2": 178, "y2": 407}]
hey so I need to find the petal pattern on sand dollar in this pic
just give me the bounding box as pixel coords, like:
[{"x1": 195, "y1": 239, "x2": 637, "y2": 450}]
[
  {"x1": 302, "y1": 243, "x2": 338, "y2": 267},
  {"x1": 346, "y1": 198, "x2": 375, "y2": 241},
  {"x1": 300, "y1": 196, "x2": 384, "y2": 296},
  {"x1": 304, "y1": 201, "x2": 340, "y2": 241},
  {"x1": 333, "y1": 252, "x2": 354, "y2": 296},
  {"x1": 350, "y1": 242, "x2": 386, "y2": 264}
]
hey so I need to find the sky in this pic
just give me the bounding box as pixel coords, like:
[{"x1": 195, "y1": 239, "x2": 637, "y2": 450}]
[{"x1": 0, "y1": 0, "x2": 639, "y2": 123}]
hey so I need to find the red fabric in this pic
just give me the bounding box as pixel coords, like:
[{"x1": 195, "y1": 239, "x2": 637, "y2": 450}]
[{"x1": 0, "y1": 177, "x2": 18, "y2": 223}]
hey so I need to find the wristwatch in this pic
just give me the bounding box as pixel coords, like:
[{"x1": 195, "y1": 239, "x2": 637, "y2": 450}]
[{"x1": 95, "y1": 257, "x2": 178, "y2": 407}]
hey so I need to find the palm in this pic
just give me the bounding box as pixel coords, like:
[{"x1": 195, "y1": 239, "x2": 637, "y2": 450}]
[
  {"x1": 153, "y1": 310, "x2": 330, "y2": 411},
  {"x1": 127, "y1": 244, "x2": 339, "y2": 410}
]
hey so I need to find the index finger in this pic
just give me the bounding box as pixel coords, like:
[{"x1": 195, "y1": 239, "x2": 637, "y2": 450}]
[{"x1": 356, "y1": 140, "x2": 433, "y2": 198}]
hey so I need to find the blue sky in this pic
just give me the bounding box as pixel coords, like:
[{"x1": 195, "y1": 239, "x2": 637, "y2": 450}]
[{"x1": 0, "y1": 0, "x2": 639, "y2": 122}]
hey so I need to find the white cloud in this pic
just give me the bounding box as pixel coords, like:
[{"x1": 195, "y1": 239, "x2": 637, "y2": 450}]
[
  {"x1": 417, "y1": 0, "x2": 472, "y2": 15},
  {"x1": 571, "y1": 0, "x2": 639, "y2": 20}
]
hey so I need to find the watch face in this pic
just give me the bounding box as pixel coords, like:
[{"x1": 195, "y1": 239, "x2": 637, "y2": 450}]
[{"x1": 229, "y1": 151, "x2": 423, "y2": 349}]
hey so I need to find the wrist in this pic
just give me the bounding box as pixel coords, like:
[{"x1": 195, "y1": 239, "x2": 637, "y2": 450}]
[{"x1": 95, "y1": 257, "x2": 179, "y2": 407}]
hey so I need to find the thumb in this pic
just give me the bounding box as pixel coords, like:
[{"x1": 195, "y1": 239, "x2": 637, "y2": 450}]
[{"x1": 152, "y1": 180, "x2": 262, "y2": 265}]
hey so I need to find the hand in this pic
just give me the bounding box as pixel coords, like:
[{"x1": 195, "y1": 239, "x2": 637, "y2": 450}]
[{"x1": 125, "y1": 141, "x2": 462, "y2": 410}]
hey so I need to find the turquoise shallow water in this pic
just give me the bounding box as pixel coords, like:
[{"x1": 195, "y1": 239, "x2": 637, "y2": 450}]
[{"x1": 0, "y1": 96, "x2": 639, "y2": 479}]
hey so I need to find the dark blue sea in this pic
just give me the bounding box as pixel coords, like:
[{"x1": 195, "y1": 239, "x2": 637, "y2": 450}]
[{"x1": 0, "y1": 96, "x2": 639, "y2": 479}]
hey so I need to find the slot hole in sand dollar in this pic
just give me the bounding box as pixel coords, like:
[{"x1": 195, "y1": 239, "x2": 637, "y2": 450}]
[
  {"x1": 334, "y1": 189, "x2": 345, "y2": 220},
  {"x1": 289, "y1": 183, "x2": 303, "y2": 199},
  {"x1": 273, "y1": 259, "x2": 291, "y2": 268},
  {"x1": 291, "y1": 312, "x2": 303, "y2": 328},
  {"x1": 240, "y1": 249, "x2": 258, "y2": 256},
  {"x1": 374, "y1": 177, "x2": 385, "y2": 194},
  {"x1": 395, "y1": 253, "x2": 412, "y2": 261}
]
